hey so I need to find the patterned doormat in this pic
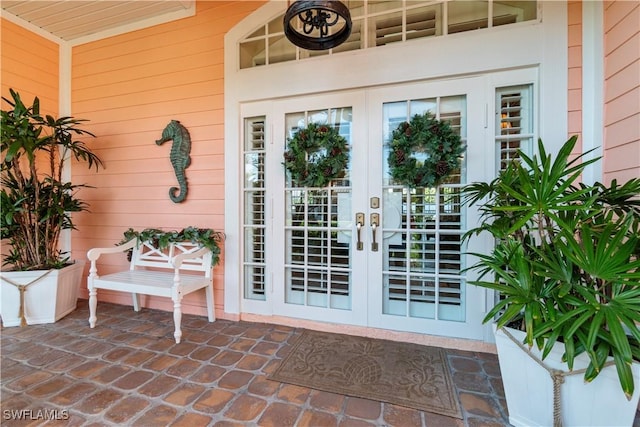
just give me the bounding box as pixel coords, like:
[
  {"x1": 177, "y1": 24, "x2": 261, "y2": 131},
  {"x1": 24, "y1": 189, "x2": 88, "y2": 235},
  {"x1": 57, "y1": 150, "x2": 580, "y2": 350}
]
[{"x1": 269, "y1": 329, "x2": 462, "y2": 418}]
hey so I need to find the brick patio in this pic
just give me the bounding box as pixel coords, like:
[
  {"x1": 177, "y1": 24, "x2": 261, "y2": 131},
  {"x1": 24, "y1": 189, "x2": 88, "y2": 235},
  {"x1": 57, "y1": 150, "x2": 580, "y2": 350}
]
[{"x1": 1, "y1": 301, "x2": 638, "y2": 426}]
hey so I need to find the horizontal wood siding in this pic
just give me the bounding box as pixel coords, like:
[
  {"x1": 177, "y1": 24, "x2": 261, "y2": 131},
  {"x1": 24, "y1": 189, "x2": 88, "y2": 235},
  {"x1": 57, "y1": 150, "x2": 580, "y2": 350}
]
[
  {"x1": 603, "y1": 1, "x2": 640, "y2": 183},
  {"x1": 1, "y1": 18, "x2": 59, "y2": 268},
  {"x1": 0, "y1": 18, "x2": 59, "y2": 110},
  {"x1": 567, "y1": 1, "x2": 582, "y2": 152},
  {"x1": 71, "y1": 1, "x2": 264, "y2": 318}
]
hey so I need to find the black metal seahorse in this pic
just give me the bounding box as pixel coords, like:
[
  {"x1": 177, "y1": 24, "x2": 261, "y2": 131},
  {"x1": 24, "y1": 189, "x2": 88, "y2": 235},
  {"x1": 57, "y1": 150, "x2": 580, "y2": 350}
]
[{"x1": 156, "y1": 120, "x2": 191, "y2": 203}]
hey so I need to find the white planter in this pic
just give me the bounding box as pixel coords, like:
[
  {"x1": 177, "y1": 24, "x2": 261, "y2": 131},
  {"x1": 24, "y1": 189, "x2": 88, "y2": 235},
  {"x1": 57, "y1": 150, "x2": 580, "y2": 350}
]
[
  {"x1": 495, "y1": 325, "x2": 640, "y2": 427},
  {"x1": 0, "y1": 261, "x2": 85, "y2": 327}
]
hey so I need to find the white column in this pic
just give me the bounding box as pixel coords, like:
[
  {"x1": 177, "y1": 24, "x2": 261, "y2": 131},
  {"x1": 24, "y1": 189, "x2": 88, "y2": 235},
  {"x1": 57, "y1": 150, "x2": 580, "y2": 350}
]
[
  {"x1": 59, "y1": 43, "x2": 73, "y2": 255},
  {"x1": 581, "y1": 1, "x2": 604, "y2": 184}
]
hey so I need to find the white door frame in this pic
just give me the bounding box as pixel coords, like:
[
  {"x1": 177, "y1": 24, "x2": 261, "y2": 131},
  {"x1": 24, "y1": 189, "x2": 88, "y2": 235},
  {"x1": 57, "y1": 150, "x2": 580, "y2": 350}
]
[
  {"x1": 224, "y1": 1, "x2": 567, "y2": 344},
  {"x1": 271, "y1": 91, "x2": 369, "y2": 325},
  {"x1": 365, "y1": 77, "x2": 488, "y2": 339}
]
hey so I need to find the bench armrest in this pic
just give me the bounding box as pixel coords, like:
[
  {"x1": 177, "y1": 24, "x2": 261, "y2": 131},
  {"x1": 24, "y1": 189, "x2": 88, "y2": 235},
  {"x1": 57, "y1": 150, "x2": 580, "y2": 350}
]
[
  {"x1": 172, "y1": 246, "x2": 212, "y2": 269},
  {"x1": 87, "y1": 238, "x2": 137, "y2": 262}
]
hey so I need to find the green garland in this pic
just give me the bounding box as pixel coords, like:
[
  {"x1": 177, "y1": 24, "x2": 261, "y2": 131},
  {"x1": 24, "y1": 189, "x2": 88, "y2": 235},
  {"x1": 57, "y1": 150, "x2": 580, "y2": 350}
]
[
  {"x1": 387, "y1": 112, "x2": 465, "y2": 188},
  {"x1": 283, "y1": 122, "x2": 349, "y2": 187},
  {"x1": 119, "y1": 227, "x2": 224, "y2": 265}
]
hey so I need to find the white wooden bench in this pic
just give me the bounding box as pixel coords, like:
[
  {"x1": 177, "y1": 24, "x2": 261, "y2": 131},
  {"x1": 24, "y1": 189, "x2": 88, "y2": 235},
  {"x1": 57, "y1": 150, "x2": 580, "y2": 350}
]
[{"x1": 87, "y1": 238, "x2": 215, "y2": 343}]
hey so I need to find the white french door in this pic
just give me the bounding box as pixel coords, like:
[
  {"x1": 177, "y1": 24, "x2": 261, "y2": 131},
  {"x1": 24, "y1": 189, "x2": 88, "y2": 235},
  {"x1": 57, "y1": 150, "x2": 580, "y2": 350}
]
[
  {"x1": 268, "y1": 91, "x2": 370, "y2": 326},
  {"x1": 366, "y1": 80, "x2": 488, "y2": 338},
  {"x1": 242, "y1": 78, "x2": 491, "y2": 340}
]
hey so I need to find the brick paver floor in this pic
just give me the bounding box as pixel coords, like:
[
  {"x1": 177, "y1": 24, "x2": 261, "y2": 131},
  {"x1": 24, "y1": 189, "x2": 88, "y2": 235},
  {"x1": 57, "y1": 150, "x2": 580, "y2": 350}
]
[{"x1": 1, "y1": 302, "x2": 638, "y2": 426}]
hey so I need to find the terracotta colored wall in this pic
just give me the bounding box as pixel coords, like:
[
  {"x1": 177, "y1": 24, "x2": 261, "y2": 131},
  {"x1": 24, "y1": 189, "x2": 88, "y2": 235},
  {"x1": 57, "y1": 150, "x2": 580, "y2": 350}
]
[
  {"x1": 567, "y1": 1, "x2": 582, "y2": 152},
  {"x1": 0, "y1": 19, "x2": 59, "y2": 110},
  {"x1": 70, "y1": 1, "x2": 264, "y2": 318},
  {"x1": 603, "y1": 1, "x2": 640, "y2": 184},
  {"x1": 1, "y1": 18, "x2": 59, "y2": 265}
]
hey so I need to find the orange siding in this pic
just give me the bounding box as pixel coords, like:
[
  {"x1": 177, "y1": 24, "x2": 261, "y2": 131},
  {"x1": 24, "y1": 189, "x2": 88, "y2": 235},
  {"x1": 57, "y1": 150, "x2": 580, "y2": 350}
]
[
  {"x1": 71, "y1": 1, "x2": 264, "y2": 318},
  {"x1": 1, "y1": 18, "x2": 59, "y2": 266},
  {"x1": 603, "y1": 1, "x2": 640, "y2": 183},
  {"x1": 0, "y1": 18, "x2": 59, "y2": 110},
  {"x1": 567, "y1": 1, "x2": 582, "y2": 153}
]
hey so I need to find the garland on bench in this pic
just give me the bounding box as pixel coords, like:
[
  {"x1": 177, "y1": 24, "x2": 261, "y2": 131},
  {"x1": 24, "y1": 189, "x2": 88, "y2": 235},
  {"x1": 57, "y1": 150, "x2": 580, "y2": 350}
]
[{"x1": 119, "y1": 227, "x2": 224, "y2": 265}]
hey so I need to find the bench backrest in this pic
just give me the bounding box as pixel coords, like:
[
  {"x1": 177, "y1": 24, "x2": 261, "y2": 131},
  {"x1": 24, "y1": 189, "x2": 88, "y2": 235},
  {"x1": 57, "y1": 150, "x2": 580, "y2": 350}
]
[{"x1": 130, "y1": 241, "x2": 212, "y2": 276}]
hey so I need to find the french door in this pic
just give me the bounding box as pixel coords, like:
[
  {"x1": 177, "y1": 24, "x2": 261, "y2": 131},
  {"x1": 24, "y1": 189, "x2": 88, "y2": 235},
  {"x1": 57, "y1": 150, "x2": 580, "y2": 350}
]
[{"x1": 242, "y1": 78, "x2": 490, "y2": 340}]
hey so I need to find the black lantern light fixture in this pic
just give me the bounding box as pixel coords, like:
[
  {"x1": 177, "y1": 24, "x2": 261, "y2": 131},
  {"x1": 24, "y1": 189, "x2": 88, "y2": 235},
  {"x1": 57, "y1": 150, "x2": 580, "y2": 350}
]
[{"x1": 284, "y1": 1, "x2": 352, "y2": 51}]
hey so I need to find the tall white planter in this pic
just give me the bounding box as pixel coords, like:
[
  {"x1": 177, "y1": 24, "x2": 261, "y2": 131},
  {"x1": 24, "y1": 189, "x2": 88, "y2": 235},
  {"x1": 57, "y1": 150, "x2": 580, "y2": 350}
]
[
  {"x1": 0, "y1": 261, "x2": 85, "y2": 327},
  {"x1": 495, "y1": 325, "x2": 640, "y2": 427}
]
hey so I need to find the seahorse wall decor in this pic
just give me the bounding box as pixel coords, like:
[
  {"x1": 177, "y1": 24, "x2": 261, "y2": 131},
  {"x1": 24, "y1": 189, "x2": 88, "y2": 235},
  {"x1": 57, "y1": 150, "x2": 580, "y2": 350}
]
[{"x1": 156, "y1": 120, "x2": 191, "y2": 203}]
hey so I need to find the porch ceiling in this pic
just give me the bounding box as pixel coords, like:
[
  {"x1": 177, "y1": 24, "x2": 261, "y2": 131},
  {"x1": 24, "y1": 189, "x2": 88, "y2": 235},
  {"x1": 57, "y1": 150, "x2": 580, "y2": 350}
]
[{"x1": 1, "y1": 0, "x2": 195, "y2": 43}]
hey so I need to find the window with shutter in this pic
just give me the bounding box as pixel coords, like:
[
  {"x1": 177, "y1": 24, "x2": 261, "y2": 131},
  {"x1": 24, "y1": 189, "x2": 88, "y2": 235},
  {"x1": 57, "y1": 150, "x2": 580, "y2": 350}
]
[
  {"x1": 495, "y1": 85, "x2": 533, "y2": 171},
  {"x1": 244, "y1": 117, "x2": 267, "y2": 300}
]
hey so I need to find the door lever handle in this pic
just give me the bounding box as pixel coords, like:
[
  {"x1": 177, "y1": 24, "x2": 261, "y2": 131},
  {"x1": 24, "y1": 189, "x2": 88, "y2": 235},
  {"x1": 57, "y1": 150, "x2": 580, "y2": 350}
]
[
  {"x1": 355, "y1": 213, "x2": 365, "y2": 251},
  {"x1": 370, "y1": 213, "x2": 379, "y2": 252}
]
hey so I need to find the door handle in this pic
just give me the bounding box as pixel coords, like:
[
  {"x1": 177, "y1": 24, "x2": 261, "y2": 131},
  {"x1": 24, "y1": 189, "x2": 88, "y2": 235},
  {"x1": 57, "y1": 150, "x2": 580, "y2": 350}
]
[
  {"x1": 355, "y1": 213, "x2": 365, "y2": 251},
  {"x1": 370, "y1": 213, "x2": 379, "y2": 252}
]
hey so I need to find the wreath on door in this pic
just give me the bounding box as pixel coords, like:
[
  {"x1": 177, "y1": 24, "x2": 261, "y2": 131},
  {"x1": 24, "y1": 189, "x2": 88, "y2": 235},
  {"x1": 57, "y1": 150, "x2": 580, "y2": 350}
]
[
  {"x1": 387, "y1": 112, "x2": 465, "y2": 188},
  {"x1": 283, "y1": 122, "x2": 350, "y2": 187}
]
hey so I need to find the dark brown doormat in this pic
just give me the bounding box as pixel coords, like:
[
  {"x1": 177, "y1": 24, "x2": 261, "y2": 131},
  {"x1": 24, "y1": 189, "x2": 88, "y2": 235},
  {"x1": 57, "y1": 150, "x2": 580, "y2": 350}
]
[{"x1": 269, "y1": 329, "x2": 462, "y2": 419}]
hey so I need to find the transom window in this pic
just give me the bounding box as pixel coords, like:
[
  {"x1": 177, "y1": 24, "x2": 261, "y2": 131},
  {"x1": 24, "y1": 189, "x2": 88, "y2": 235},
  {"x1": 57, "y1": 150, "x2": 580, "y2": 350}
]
[{"x1": 240, "y1": 0, "x2": 538, "y2": 69}]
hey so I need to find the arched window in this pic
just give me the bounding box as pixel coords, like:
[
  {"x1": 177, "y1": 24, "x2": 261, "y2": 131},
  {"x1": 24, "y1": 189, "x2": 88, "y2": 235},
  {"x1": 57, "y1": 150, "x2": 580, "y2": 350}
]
[{"x1": 239, "y1": 0, "x2": 538, "y2": 69}]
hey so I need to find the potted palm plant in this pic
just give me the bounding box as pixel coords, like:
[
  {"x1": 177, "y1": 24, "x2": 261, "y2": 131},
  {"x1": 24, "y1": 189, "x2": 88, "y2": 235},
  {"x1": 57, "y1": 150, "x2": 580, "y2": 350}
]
[
  {"x1": 1, "y1": 89, "x2": 103, "y2": 326},
  {"x1": 463, "y1": 136, "x2": 640, "y2": 426}
]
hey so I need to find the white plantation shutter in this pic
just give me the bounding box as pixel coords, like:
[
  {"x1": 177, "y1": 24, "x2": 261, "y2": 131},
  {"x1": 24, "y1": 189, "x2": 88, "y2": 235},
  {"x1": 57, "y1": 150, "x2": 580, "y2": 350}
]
[
  {"x1": 244, "y1": 117, "x2": 267, "y2": 300},
  {"x1": 332, "y1": 18, "x2": 363, "y2": 53},
  {"x1": 496, "y1": 85, "x2": 533, "y2": 171},
  {"x1": 372, "y1": 7, "x2": 438, "y2": 46}
]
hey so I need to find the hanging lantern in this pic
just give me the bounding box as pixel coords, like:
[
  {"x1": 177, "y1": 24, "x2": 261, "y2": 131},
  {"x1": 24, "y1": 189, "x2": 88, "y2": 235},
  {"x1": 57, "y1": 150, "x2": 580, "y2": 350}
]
[{"x1": 284, "y1": 1, "x2": 352, "y2": 50}]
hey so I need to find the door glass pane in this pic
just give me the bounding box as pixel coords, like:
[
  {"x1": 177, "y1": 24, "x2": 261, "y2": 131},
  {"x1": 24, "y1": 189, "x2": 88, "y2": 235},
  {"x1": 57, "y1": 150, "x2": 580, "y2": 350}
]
[
  {"x1": 284, "y1": 107, "x2": 353, "y2": 310},
  {"x1": 382, "y1": 97, "x2": 466, "y2": 321}
]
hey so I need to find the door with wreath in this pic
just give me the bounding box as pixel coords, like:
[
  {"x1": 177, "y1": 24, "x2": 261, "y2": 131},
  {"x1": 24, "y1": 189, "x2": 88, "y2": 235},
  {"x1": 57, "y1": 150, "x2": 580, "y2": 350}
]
[
  {"x1": 365, "y1": 80, "x2": 487, "y2": 338},
  {"x1": 245, "y1": 79, "x2": 489, "y2": 339}
]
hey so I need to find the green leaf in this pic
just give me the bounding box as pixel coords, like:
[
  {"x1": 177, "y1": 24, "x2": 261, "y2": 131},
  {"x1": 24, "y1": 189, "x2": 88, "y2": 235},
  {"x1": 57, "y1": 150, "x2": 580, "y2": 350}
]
[
  {"x1": 604, "y1": 308, "x2": 632, "y2": 363},
  {"x1": 586, "y1": 310, "x2": 605, "y2": 351},
  {"x1": 612, "y1": 350, "x2": 635, "y2": 400}
]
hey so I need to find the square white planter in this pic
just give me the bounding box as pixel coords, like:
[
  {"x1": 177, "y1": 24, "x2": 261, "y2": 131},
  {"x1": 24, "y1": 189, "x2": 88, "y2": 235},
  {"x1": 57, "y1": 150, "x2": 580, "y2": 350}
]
[
  {"x1": 495, "y1": 325, "x2": 640, "y2": 427},
  {"x1": 0, "y1": 261, "x2": 85, "y2": 326}
]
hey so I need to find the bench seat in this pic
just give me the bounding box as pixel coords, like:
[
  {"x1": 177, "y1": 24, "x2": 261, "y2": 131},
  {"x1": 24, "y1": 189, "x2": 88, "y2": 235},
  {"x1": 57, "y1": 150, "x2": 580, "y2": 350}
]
[
  {"x1": 91, "y1": 270, "x2": 209, "y2": 296},
  {"x1": 87, "y1": 238, "x2": 215, "y2": 343}
]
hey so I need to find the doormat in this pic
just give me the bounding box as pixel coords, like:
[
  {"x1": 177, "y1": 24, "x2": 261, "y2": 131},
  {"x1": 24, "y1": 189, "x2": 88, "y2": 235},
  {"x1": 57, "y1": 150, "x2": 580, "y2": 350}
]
[{"x1": 269, "y1": 329, "x2": 462, "y2": 419}]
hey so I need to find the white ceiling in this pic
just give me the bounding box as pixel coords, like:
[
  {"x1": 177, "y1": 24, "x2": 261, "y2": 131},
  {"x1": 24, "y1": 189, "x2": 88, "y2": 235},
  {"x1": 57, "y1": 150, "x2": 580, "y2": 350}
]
[{"x1": 1, "y1": 1, "x2": 195, "y2": 44}]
